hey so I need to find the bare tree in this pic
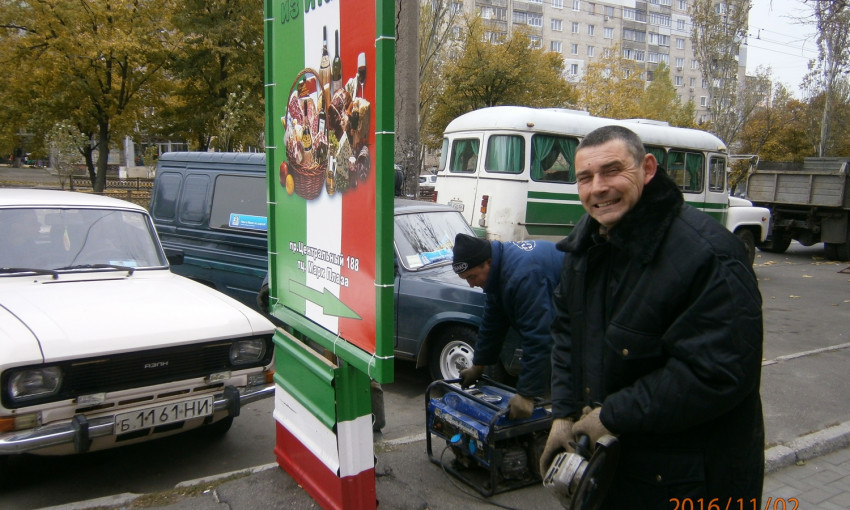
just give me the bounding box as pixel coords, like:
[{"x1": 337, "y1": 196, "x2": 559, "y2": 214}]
[
  {"x1": 690, "y1": 0, "x2": 750, "y2": 146},
  {"x1": 804, "y1": 0, "x2": 850, "y2": 156},
  {"x1": 419, "y1": 1, "x2": 458, "y2": 149}
]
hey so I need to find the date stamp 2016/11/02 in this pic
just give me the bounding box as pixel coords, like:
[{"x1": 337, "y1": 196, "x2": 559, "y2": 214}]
[{"x1": 670, "y1": 498, "x2": 799, "y2": 510}]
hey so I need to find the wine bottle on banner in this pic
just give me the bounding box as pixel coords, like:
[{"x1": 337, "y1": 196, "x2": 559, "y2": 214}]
[
  {"x1": 319, "y1": 26, "x2": 332, "y2": 109},
  {"x1": 331, "y1": 29, "x2": 342, "y2": 97}
]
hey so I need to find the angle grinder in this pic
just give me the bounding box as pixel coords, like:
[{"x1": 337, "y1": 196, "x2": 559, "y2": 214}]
[{"x1": 543, "y1": 434, "x2": 620, "y2": 510}]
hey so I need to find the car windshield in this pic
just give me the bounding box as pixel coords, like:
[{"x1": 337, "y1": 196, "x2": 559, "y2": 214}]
[
  {"x1": 394, "y1": 209, "x2": 474, "y2": 270},
  {"x1": 0, "y1": 207, "x2": 166, "y2": 271}
]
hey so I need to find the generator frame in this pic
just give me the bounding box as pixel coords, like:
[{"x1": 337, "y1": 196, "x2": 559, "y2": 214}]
[{"x1": 426, "y1": 377, "x2": 552, "y2": 497}]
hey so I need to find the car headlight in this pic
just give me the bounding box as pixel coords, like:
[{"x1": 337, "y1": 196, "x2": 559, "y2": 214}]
[
  {"x1": 230, "y1": 339, "x2": 267, "y2": 365},
  {"x1": 9, "y1": 367, "x2": 63, "y2": 402}
]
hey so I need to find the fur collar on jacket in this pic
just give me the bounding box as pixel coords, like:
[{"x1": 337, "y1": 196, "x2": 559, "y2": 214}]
[{"x1": 556, "y1": 169, "x2": 684, "y2": 264}]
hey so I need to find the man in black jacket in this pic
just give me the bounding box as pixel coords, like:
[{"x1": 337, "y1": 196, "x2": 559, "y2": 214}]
[{"x1": 540, "y1": 125, "x2": 764, "y2": 508}]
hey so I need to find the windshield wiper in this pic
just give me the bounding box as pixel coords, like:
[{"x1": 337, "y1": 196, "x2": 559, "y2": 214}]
[
  {"x1": 0, "y1": 267, "x2": 60, "y2": 279},
  {"x1": 54, "y1": 263, "x2": 135, "y2": 275}
]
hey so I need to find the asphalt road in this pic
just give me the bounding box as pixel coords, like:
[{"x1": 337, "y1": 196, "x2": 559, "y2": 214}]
[{"x1": 2, "y1": 169, "x2": 849, "y2": 508}]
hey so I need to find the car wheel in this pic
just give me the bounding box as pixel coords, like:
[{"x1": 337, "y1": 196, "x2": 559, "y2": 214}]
[
  {"x1": 429, "y1": 326, "x2": 476, "y2": 381},
  {"x1": 736, "y1": 229, "x2": 756, "y2": 265}
]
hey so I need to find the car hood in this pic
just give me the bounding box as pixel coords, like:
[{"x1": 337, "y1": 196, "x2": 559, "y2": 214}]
[{"x1": 0, "y1": 270, "x2": 274, "y2": 365}]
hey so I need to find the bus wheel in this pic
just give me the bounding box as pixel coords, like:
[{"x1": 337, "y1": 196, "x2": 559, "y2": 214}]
[
  {"x1": 429, "y1": 326, "x2": 476, "y2": 381},
  {"x1": 736, "y1": 229, "x2": 756, "y2": 265}
]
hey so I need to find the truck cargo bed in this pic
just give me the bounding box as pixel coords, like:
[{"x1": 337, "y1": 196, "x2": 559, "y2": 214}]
[{"x1": 748, "y1": 158, "x2": 849, "y2": 210}]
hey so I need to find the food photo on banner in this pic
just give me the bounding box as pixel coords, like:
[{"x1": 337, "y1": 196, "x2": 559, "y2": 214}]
[{"x1": 268, "y1": 0, "x2": 382, "y2": 356}]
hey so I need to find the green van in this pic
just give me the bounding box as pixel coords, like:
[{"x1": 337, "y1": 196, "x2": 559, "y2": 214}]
[{"x1": 150, "y1": 152, "x2": 268, "y2": 311}]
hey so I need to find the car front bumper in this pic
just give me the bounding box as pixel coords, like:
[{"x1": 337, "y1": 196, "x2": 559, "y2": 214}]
[{"x1": 0, "y1": 383, "x2": 274, "y2": 455}]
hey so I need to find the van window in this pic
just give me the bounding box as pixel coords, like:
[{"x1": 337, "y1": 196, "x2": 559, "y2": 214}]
[
  {"x1": 179, "y1": 174, "x2": 211, "y2": 224},
  {"x1": 667, "y1": 150, "x2": 704, "y2": 193},
  {"x1": 485, "y1": 135, "x2": 524, "y2": 174},
  {"x1": 708, "y1": 156, "x2": 726, "y2": 192},
  {"x1": 531, "y1": 134, "x2": 578, "y2": 182},
  {"x1": 153, "y1": 172, "x2": 183, "y2": 221},
  {"x1": 450, "y1": 138, "x2": 480, "y2": 173},
  {"x1": 210, "y1": 175, "x2": 267, "y2": 231}
]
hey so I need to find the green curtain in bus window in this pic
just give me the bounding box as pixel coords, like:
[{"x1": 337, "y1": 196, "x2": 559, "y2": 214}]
[
  {"x1": 451, "y1": 139, "x2": 480, "y2": 173},
  {"x1": 531, "y1": 135, "x2": 577, "y2": 182},
  {"x1": 485, "y1": 135, "x2": 524, "y2": 174},
  {"x1": 531, "y1": 135, "x2": 555, "y2": 180},
  {"x1": 667, "y1": 151, "x2": 685, "y2": 189},
  {"x1": 558, "y1": 137, "x2": 578, "y2": 181},
  {"x1": 685, "y1": 153, "x2": 704, "y2": 192},
  {"x1": 645, "y1": 146, "x2": 666, "y2": 168}
]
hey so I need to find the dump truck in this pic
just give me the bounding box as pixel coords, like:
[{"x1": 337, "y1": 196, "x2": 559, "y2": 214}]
[{"x1": 747, "y1": 157, "x2": 850, "y2": 260}]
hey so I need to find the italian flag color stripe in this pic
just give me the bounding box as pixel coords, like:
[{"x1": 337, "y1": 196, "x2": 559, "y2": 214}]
[
  {"x1": 272, "y1": 326, "x2": 376, "y2": 508},
  {"x1": 274, "y1": 386, "x2": 373, "y2": 478}
]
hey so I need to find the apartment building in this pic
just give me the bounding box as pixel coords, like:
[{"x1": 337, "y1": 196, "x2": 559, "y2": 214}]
[{"x1": 452, "y1": 0, "x2": 748, "y2": 124}]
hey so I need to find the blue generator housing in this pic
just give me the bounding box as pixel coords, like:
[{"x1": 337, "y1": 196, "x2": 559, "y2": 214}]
[{"x1": 426, "y1": 377, "x2": 552, "y2": 496}]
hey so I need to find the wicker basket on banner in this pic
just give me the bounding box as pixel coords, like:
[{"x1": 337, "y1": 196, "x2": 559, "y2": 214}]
[{"x1": 285, "y1": 68, "x2": 327, "y2": 200}]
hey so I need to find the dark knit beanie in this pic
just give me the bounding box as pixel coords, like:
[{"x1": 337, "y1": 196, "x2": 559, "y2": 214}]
[{"x1": 452, "y1": 234, "x2": 491, "y2": 274}]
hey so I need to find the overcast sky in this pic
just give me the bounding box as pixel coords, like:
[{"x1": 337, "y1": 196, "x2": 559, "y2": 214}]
[{"x1": 745, "y1": 0, "x2": 820, "y2": 97}]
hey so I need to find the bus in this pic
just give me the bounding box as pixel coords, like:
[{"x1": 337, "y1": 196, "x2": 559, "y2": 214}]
[{"x1": 433, "y1": 106, "x2": 769, "y2": 263}]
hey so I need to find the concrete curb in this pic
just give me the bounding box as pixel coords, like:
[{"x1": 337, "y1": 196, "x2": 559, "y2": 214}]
[
  {"x1": 764, "y1": 420, "x2": 850, "y2": 474},
  {"x1": 45, "y1": 422, "x2": 850, "y2": 509}
]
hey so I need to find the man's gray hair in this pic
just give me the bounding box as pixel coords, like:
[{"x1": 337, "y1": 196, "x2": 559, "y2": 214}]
[{"x1": 577, "y1": 125, "x2": 646, "y2": 166}]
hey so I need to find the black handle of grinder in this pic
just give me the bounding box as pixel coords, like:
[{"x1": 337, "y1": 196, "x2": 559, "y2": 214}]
[{"x1": 572, "y1": 434, "x2": 592, "y2": 459}]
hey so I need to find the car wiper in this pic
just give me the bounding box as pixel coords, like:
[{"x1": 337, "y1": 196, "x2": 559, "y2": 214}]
[
  {"x1": 54, "y1": 264, "x2": 135, "y2": 275},
  {"x1": 0, "y1": 267, "x2": 60, "y2": 279}
]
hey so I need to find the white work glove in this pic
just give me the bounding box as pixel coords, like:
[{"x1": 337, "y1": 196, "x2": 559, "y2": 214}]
[
  {"x1": 539, "y1": 418, "x2": 575, "y2": 475},
  {"x1": 507, "y1": 394, "x2": 534, "y2": 420},
  {"x1": 572, "y1": 406, "x2": 614, "y2": 451}
]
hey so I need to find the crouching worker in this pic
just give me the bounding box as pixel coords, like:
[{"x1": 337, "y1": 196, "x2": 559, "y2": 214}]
[{"x1": 452, "y1": 233, "x2": 564, "y2": 420}]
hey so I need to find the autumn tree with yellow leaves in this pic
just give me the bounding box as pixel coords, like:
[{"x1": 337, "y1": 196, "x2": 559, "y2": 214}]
[
  {"x1": 424, "y1": 17, "x2": 577, "y2": 148},
  {"x1": 577, "y1": 47, "x2": 695, "y2": 127}
]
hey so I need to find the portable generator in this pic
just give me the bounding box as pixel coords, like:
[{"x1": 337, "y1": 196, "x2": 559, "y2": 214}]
[{"x1": 425, "y1": 377, "x2": 552, "y2": 496}]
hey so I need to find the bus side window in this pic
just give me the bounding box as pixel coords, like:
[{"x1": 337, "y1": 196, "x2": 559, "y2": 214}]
[
  {"x1": 685, "y1": 153, "x2": 704, "y2": 192},
  {"x1": 708, "y1": 157, "x2": 726, "y2": 192},
  {"x1": 668, "y1": 151, "x2": 686, "y2": 189},
  {"x1": 451, "y1": 139, "x2": 480, "y2": 173},
  {"x1": 531, "y1": 134, "x2": 578, "y2": 183},
  {"x1": 645, "y1": 146, "x2": 666, "y2": 168},
  {"x1": 438, "y1": 138, "x2": 449, "y2": 172},
  {"x1": 667, "y1": 151, "x2": 704, "y2": 193}
]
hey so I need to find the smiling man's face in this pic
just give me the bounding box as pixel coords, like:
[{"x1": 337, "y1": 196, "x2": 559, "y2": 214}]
[{"x1": 574, "y1": 139, "x2": 657, "y2": 229}]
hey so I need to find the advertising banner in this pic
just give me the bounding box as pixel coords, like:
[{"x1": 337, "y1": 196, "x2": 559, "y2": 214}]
[{"x1": 265, "y1": 0, "x2": 394, "y2": 380}]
